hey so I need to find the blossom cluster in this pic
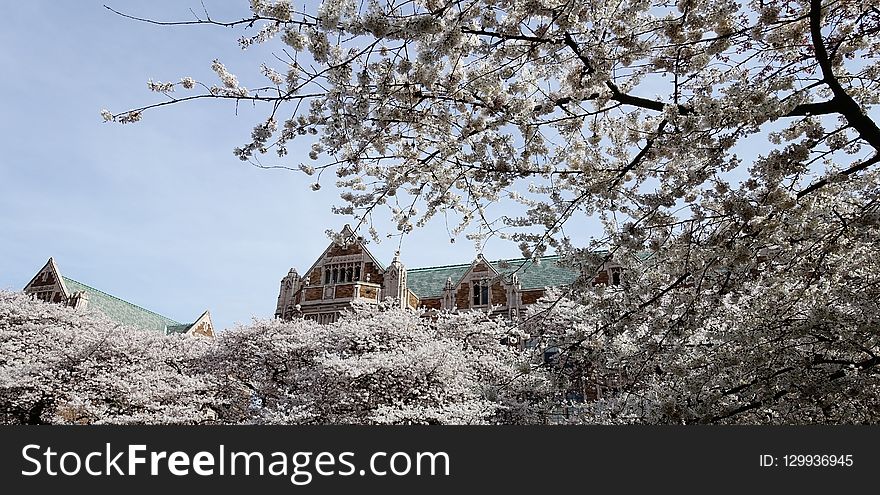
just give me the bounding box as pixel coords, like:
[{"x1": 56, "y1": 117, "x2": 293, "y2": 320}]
[
  {"x1": 0, "y1": 292, "x2": 546, "y2": 425},
  {"x1": 100, "y1": 0, "x2": 880, "y2": 423}
]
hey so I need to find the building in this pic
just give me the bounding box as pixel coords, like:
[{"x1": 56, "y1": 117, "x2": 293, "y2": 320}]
[
  {"x1": 275, "y1": 225, "x2": 621, "y2": 323},
  {"x1": 23, "y1": 257, "x2": 214, "y2": 337}
]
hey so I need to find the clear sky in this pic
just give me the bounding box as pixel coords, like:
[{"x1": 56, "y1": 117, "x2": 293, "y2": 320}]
[{"x1": 0, "y1": 0, "x2": 564, "y2": 330}]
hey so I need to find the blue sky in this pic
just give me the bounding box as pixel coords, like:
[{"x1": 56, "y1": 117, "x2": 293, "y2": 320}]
[{"x1": 0, "y1": 0, "x2": 554, "y2": 330}]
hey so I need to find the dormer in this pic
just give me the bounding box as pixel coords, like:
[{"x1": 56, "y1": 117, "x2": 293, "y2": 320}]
[
  {"x1": 285, "y1": 225, "x2": 389, "y2": 322},
  {"x1": 23, "y1": 257, "x2": 70, "y2": 305},
  {"x1": 446, "y1": 254, "x2": 511, "y2": 311}
]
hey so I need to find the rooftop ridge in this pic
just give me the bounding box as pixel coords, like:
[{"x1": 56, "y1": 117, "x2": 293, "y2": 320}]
[
  {"x1": 62, "y1": 276, "x2": 181, "y2": 326},
  {"x1": 407, "y1": 255, "x2": 561, "y2": 273}
]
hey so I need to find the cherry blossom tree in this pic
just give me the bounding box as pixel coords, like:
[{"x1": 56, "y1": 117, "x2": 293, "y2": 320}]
[
  {"x1": 0, "y1": 293, "x2": 548, "y2": 424},
  {"x1": 523, "y1": 243, "x2": 880, "y2": 424},
  {"x1": 106, "y1": 0, "x2": 880, "y2": 244},
  {"x1": 104, "y1": 0, "x2": 880, "y2": 423},
  {"x1": 202, "y1": 301, "x2": 548, "y2": 424},
  {"x1": 0, "y1": 291, "x2": 214, "y2": 424}
]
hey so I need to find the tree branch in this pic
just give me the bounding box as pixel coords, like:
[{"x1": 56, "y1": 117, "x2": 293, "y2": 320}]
[
  {"x1": 797, "y1": 153, "x2": 880, "y2": 198},
  {"x1": 103, "y1": 4, "x2": 314, "y2": 28},
  {"x1": 809, "y1": 0, "x2": 880, "y2": 150}
]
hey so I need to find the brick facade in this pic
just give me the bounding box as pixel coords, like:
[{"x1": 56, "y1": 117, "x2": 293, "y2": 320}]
[
  {"x1": 275, "y1": 226, "x2": 622, "y2": 324},
  {"x1": 455, "y1": 284, "x2": 470, "y2": 308},
  {"x1": 362, "y1": 261, "x2": 384, "y2": 286},
  {"x1": 491, "y1": 281, "x2": 506, "y2": 305},
  {"x1": 335, "y1": 284, "x2": 355, "y2": 299},
  {"x1": 361, "y1": 285, "x2": 378, "y2": 300},
  {"x1": 521, "y1": 290, "x2": 544, "y2": 305}
]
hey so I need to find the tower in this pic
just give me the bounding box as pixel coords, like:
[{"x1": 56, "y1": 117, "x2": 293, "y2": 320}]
[
  {"x1": 506, "y1": 272, "x2": 522, "y2": 319},
  {"x1": 441, "y1": 276, "x2": 456, "y2": 310},
  {"x1": 382, "y1": 251, "x2": 408, "y2": 308},
  {"x1": 275, "y1": 267, "x2": 301, "y2": 319}
]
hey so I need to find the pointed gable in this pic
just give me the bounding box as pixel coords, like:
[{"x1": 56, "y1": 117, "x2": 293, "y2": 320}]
[
  {"x1": 23, "y1": 257, "x2": 69, "y2": 304},
  {"x1": 187, "y1": 310, "x2": 215, "y2": 337},
  {"x1": 281, "y1": 225, "x2": 393, "y2": 321},
  {"x1": 299, "y1": 224, "x2": 386, "y2": 288},
  {"x1": 167, "y1": 310, "x2": 214, "y2": 337}
]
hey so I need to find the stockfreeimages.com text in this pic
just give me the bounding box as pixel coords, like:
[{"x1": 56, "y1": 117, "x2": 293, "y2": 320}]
[{"x1": 21, "y1": 444, "x2": 450, "y2": 485}]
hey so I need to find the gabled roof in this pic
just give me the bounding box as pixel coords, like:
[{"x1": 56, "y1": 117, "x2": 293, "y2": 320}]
[
  {"x1": 165, "y1": 323, "x2": 193, "y2": 335},
  {"x1": 24, "y1": 257, "x2": 70, "y2": 296},
  {"x1": 406, "y1": 256, "x2": 580, "y2": 299},
  {"x1": 406, "y1": 264, "x2": 471, "y2": 299},
  {"x1": 299, "y1": 224, "x2": 386, "y2": 284},
  {"x1": 493, "y1": 256, "x2": 582, "y2": 289},
  {"x1": 166, "y1": 310, "x2": 213, "y2": 336},
  {"x1": 62, "y1": 277, "x2": 182, "y2": 333}
]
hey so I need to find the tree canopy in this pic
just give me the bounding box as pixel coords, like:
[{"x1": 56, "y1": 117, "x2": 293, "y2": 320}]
[
  {"x1": 0, "y1": 292, "x2": 545, "y2": 424},
  {"x1": 102, "y1": 0, "x2": 880, "y2": 423}
]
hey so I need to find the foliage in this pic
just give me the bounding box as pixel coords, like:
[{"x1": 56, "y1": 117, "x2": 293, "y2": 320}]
[
  {"x1": 0, "y1": 292, "x2": 547, "y2": 424},
  {"x1": 0, "y1": 291, "x2": 213, "y2": 424},
  {"x1": 103, "y1": 0, "x2": 880, "y2": 423},
  {"x1": 203, "y1": 301, "x2": 548, "y2": 424},
  {"x1": 523, "y1": 252, "x2": 880, "y2": 424}
]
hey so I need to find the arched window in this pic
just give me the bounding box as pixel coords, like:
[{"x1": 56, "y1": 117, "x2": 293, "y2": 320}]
[
  {"x1": 472, "y1": 279, "x2": 489, "y2": 306},
  {"x1": 324, "y1": 262, "x2": 365, "y2": 285},
  {"x1": 610, "y1": 267, "x2": 622, "y2": 286}
]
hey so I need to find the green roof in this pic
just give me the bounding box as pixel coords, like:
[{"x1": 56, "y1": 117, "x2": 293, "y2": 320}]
[
  {"x1": 165, "y1": 323, "x2": 195, "y2": 335},
  {"x1": 407, "y1": 264, "x2": 471, "y2": 299},
  {"x1": 406, "y1": 256, "x2": 580, "y2": 299},
  {"x1": 62, "y1": 276, "x2": 183, "y2": 334}
]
